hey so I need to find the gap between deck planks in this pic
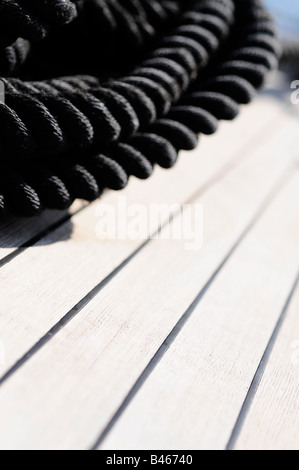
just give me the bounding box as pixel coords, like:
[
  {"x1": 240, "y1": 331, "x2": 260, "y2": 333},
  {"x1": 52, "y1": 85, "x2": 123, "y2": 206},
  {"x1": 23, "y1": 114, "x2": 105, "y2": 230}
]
[
  {"x1": 0, "y1": 92, "x2": 287, "y2": 378},
  {"x1": 0, "y1": 96, "x2": 297, "y2": 449},
  {"x1": 233, "y1": 275, "x2": 299, "y2": 451}
]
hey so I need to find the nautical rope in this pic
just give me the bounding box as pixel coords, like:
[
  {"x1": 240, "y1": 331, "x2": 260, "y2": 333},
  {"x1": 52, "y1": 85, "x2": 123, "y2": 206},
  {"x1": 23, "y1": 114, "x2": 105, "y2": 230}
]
[{"x1": 0, "y1": 0, "x2": 279, "y2": 216}]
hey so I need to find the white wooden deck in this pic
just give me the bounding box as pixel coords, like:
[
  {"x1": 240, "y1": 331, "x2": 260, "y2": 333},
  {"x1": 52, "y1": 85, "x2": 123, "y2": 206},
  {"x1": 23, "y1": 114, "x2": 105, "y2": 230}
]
[{"x1": 0, "y1": 71, "x2": 298, "y2": 451}]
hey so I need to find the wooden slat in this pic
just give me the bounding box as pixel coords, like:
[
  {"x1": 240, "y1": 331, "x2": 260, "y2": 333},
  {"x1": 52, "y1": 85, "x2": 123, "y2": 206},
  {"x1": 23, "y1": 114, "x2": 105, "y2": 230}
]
[
  {"x1": 0, "y1": 119, "x2": 296, "y2": 450},
  {"x1": 0, "y1": 95, "x2": 286, "y2": 378},
  {"x1": 233, "y1": 279, "x2": 299, "y2": 450},
  {"x1": 100, "y1": 170, "x2": 299, "y2": 450}
]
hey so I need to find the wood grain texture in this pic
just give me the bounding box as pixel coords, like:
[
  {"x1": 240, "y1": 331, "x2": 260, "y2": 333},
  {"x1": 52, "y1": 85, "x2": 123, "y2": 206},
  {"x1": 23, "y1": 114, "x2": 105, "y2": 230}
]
[
  {"x1": 234, "y1": 281, "x2": 299, "y2": 450},
  {"x1": 0, "y1": 95, "x2": 285, "y2": 378},
  {"x1": 0, "y1": 117, "x2": 296, "y2": 450},
  {"x1": 101, "y1": 170, "x2": 299, "y2": 450}
]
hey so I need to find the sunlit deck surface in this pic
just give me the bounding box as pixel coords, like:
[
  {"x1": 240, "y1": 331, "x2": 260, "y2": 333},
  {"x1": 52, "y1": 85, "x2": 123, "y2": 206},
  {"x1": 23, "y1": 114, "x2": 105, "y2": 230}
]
[{"x1": 0, "y1": 71, "x2": 298, "y2": 450}]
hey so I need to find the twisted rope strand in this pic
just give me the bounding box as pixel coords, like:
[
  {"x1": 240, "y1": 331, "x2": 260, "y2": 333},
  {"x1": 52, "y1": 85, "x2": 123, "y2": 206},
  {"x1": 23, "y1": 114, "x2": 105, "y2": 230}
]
[{"x1": 0, "y1": 0, "x2": 279, "y2": 216}]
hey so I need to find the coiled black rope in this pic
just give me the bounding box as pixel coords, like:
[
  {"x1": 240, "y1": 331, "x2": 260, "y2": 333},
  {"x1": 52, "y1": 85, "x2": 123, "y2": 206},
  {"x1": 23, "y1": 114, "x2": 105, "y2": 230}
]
[{"x1": 0, "y1": 0, "x2": 279, "y2": 216}]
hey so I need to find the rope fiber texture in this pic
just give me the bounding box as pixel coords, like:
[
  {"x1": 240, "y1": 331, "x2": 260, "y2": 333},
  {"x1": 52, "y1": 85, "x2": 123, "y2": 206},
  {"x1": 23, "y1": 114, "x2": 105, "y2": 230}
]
[{"x1": 0, "y1": 0, "x2": 280, "y2": 216}]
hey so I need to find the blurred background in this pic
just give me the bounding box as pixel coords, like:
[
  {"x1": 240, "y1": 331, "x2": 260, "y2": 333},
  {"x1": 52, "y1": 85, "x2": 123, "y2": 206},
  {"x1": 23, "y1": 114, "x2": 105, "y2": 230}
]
[{"x1": 266, "y1": 0, "x2": 299, "y2": 40}]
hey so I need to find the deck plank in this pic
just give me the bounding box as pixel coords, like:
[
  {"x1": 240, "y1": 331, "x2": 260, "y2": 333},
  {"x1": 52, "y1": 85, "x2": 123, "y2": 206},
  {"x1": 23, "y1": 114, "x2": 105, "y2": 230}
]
[
  {"x1": 100, "y1": 170, "x2": 299, "y2": 450},
  {"x1": 234, "y1": 279, "x2": 299, "y2": 450},
  {"x1": 0, "y1": 95, "x2": 286, "y2": 377},
  {"x1": 0, "y1": 118, "x2": 296, "y2": 449}
]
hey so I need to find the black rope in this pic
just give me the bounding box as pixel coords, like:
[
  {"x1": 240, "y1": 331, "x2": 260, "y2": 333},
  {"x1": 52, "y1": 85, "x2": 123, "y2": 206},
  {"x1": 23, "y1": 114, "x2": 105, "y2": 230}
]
[{"x1": 0, "y1": 0, "x2": 279, "y2": 216}]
